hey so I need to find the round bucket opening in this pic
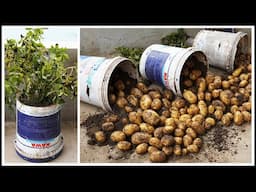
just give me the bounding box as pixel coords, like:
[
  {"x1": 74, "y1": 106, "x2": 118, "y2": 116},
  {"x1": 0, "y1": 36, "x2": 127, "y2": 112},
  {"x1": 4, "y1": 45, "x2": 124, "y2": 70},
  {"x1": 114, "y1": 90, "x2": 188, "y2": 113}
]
[{"x1": 234, "y1": 33, "x2": 248, "y2": 68}]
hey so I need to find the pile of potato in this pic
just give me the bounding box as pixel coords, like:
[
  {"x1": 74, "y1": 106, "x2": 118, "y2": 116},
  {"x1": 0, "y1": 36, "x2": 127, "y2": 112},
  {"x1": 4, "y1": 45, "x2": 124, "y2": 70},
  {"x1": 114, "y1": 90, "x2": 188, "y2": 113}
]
[{"x1": 94, "y1": 57, "x2": 251, "y2": 163}]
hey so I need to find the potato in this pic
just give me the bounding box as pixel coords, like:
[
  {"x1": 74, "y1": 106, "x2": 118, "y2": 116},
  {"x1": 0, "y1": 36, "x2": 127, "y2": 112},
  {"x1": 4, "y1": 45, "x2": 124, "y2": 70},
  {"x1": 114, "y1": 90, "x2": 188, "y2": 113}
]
[
  {"x1": 189, "y1": 69, "x2": 202, "y2": 80},
  {"x1": 226, "y1": 112, "x2": 233, "y2": 120},
  {"x1": 204, "y1": 117, "x2": 216, "y2": 129},
  {"x1": 170, "y1": 109, "x2": 180, "y2": 119},
  {"x1": 239, "y1": 106, "x2": 247, "y2": 112},
  {"x1": 117, "y1": 141, "x2": 132, "y2": 151},
  {"x1": 139, "y1": 123, "x2": 155, "y2": 135},
  {"x1": 221, "y1": 114, "x2": 231, "y2": 126},
  {"x1": 186, "y1": 128, "x2": 197, "y2": 139},
  {"x1": 140, "y1": 95, "x2": 152, "y2": 110},
  {"x1": 136, "y1": 143, "x2": 148, "y2": 154},
  {"x1": 208, "y1": 83, "x2": 215, "y2": 92},
  {"x1": 163, "y1": 125, "x2": 175, "y2": 135},
  {"x1": 162, "y1": 98, "x2": 171, "y2": 108},
  {"x1": 172, "y1": 98, "x2": 186, "y2": 109},
  {"x1": 183, "y1": 90, "x2": 197, "y2": 104},
  {"x1": 114, "y1": 80, "x2": 125, "y2": 90},
  {"x1": 179, "y1": 107, "x2": 187, "y2": 115},
  {"x1": 197, "y1": 91, "x2": 205, "y2": 101},
  {"x1": 177, "y1": 122, "x2": 187, "y2": 130},
  {"x1": 214, "y1": 109, "x2": 223, "y2": 120},
  {"x1": 193, "y1": 138, "x2": 202, "y2": 148},
  {"x1": 242, "y1": 111, "x2": 251, "y2": 122},
  {"x1": 162, "y1": 146, "x2": 173, "y2": 156},
  {"x1": 148, "y1": 146, "x2": 159, "y2": 154},
  {"x1": 212, "y1": 89, "x2": 221, "y2": 98},
  {"x1": 110, "y1": 131, "x2": 126, "y2": 142},
  {"x1": 109, "y1": 94, "x2": 116, "y2": 104},
  {"x1": 187, "y1": 144, "x2": 199, "y2": 153},
  {"x1": 213, "y1": 76, "x2": 222, "y2": 88},
  {"x1": 149, "y1": 137, "x2": 162, "y2": 149},
  {"x1": 247, "y1": 64, "x2": 252, "y2": 72},
  {"x1": 116, "y1": 97, "x2": 128, "y2": 108},
  {"x1": 179, "y1": 114, "x2": 191, "y2": 122},
  {"x1": 191, "y1": 121, "x2": 205, "y2": 135},
  {"x1": 212, "y1": 100, "x2": 226, "y2": 112},
  {"x1": 174, "y1": 137, "x2": 183, "y2": 145},
  {"x1": 161, "y1": 135, "x2": 175, "y2": 147},
  {"x1": 242, "y1": 102, "x2": 251, "y2": 111},
  {"x1": 198, "y1": 101, "x2": 208, "y2": 117},
  {"x1": 240, "y1": 73, "x2": 249, "y2": 81},
  {"x1": 208, "y1": 105, "x2": 215, "y2": 114},
  {"x1": 149, "y1": 90, "x2": 161, "y2": 99},
  {"x1": 154, "y1": 127, "x2": 165, "y2": 138},
  {"x1": 183, "y1": 135, "x2": 193, "y2": 147},
  {"x1": 102, "y1": 122, "x2": 115, "y2": 132},
  {"x1": 222, "y1": 80, "x2": 230, "y2": 89},
  {"x1": 159, "y1": 116, "x2": 167, "y2": 126},
  {"x1": 187, "y1": 104, "x2": 199, "y2": 115},
  {"x1": 127, "y1": 95, "x2": 138, "y2": 107},
  {"x1": 95, "y1": 131, "x2": 106, "y2": 143},
  {"x1": 173, "y1": 145, "x2": 182, "y2": 156},
  {"x1": 128, "y1": 111, "x2": 142, "y2": 125},
  {"x1": 161, "y1": 110, "x2": 170, "y2": 118},
  {"x1": 105, "y1": 114, "x2": 119, "y2": 123},
  {"x1": 142, "y1": 109, "x2": 160, "y2": 126},
  {"x1": 136, "y1": 82, "x2": 148, "y2": 93},
  {"x1": 205, "y1": 92, "x2": 212, "y2": 102},
  {"x1": 131, "y1": 132, "x2": 151, "y2": 145},
  {"x1": 182, "y1": 148, "x2": 189, "y2": 155},
  {"x1": 239, "y1": 80, "x2": 248, "y2": 88},
  {"x1": 136, "y1": 108, "x2": 143, "y2": 116},
  {"x1": 197, "y1": 77, "x2": 206, "y2": 92},
  {"x1": 123, "y1": 124, "x2": 140, "y2": 136},
  {"x1": 184, "y1": 79, "x2": 193, "y2": 87},
  {"x1": 121, "y1": 117, "x2": 129, "y2": 125},
  {"x1": 192, "y1": 114, "x2": 204, "y2": 124},
  {"x1": 230, "y1": 97, "x2": 239, "y2": 106},
  {"x1": 234, "y1": 111, "x2": 243, "y2": 125},
  {"x1": 117, "y1": 90, "x2": 125, "y2": 97},
  {"x1": 165, "y1": 118, "x2": 176, "y2": 127},
  {"x1": 163, "y1": 89, "x2": 173, "y2": 100},
  {"x1": 232, "y1": 67, "x2": 243, "y2": 77},
  {"x1": 131, "y1": 87, "x2": 143, "y2": 98},
  {"x1": 150, "y1": 151, "x2": 166, "y2": 162},
  {"x1": 151, "y1": 98, "x2": 162, "y2": 110},
  {"x1": 125, "y1": 106, "x2": 133, "y2": 113},
  {"x1": 206, "y1": 74, "x2": 215, "y2": 85},
  {"x1": 231, "y1": 105, "x2": 239, "y2": 114},
  {"x1": 174, "y1": 128, "x2": 185, "y2": 137}
]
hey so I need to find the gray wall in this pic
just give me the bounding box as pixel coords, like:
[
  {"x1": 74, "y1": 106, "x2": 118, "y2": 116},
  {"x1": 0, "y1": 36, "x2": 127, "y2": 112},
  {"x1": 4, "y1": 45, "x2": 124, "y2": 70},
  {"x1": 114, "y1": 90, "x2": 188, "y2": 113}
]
[{"x1": 5, "y1": 49, "x2": 77, "y2": 122}]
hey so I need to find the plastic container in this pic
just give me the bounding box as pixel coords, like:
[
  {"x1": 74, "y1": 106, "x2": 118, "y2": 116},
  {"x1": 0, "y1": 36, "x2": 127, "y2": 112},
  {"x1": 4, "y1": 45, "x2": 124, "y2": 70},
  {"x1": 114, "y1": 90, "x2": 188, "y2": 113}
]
[
  {"x1": 193, "y1": 30, "x2": 248, "y2": 72},
  {"x1": 139, "y1": 44, "x2": 208, "y2": 96},
  {"x1": 80, "y1": 56, "x2": 137, "y2": 111}
]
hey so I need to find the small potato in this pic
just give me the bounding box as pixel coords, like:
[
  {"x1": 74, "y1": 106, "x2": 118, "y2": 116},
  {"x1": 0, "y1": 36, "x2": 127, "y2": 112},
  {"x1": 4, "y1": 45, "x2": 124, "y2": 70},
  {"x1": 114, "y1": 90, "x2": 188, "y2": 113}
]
[
  {"x1": 182, "y1": 148, "x2": 189, "y2": 155},
  {"x1": 183, "y1": 135, "x2": 193, "y2": 147},
  {"x1": 213, "y1": 76, "x2": 222, "y2": 88},
  {"x1": 151, "y1": 98, "x2": 162, "y2": 110},
  {"x1": 220, "y1": 90, "x2": 233, "y2": 106},
  {"x1": 121, "y1": 117, "x2": 129, "y2": 125},
  {"x1": 206, "y1": 74, "x2": 215, "y2": 85},
  {"x1": 187, "y1": 104, "x2": 199, "y2": 116},
  {"x1": 95, "y1": 131, "x2": 106, "y2": 143},
  {"x1": 174, "y1": 128, "x2": 185, "y2": 137},
  {"x1": 109, "y1": 94, "x2": 116, "y2": 104},
  {"x1": 197, "y1": 91, "x2": 205, "y2": 101},
  {"x1": 208, "y1": 83, "x2": 215, "y2": 92},
  {"x1": 242, "y1": 111, "x2": 251, "y2": 122},
  {"x1": 192, "y1": 114, "x2": 204, "y2": 124},
  {"x1": 222, "y1": 80, "x2": 230, "y2": 89},
  {"x1": 162, "y1": 98, "x2": 171, "y2": 108},
  {"x1": 183, "y1": 90, "x2": 197, "y2": 104},
  {"x1": 140, "y1": 95, "x2": 152, "y2": 110},
  {"x1": 163, "y1": 125, "x2": 175, "y2": 135},
  {"x1": 136, "y1": 143, "x2": 148, "y2": 154},
  {"x1": 204, "y1": 117, "x2": 216, "y2": 129},
  {"x1": 123, "y1": 124, "x2": 140, "y2": 136},
  {"x1": 154, "y1": 127, "x2": 165, "y2": 138},
  {"x1": 232, "y1": 67, "x2": 243, "y2": 77},
  {"x1": 148, "y1": 146, "x2": 159, "y2": 154},
  {"x1": 231, "y1": 105, "x2": 239, "y2": 114},
  {"x1": 174, "y1": 137, "x2": 183, "y2": 145},
  {"x1": 116, "y1": 97, "x2": 128, "y2": 108},
  {"x1": 193, "y1": 138, "x2": 202, "y2": 148},
  {"x1": 172, "y1": 98, "x2": 186, "y2": 109},
  {"x1": 208, "y1": 105, "x2": 215, "y2": 114},
  {"x1": 173, "y1": 145, "x2": 182, "y2": 156},
  {"x1": 234, "y1": 111, "x2": 244, "y2": 125},
  {"x1": 165, "y1": 118, "x2": 176, "y2": 127},
  {"x1": 139, "y1": 123, "x2": 155, "y2": 135},
  {"x1": 161, "y1": 135, "x2": 175, "y2": 147},
  {"x1": 179, "y1": 107, "x2": 187, "y2": 115},
  {"x1": 161, "y1": 110, "x2": 170, "y2": 118},
  {"x1": 102, "y1": 122, "x2": 115, "y2": 131},
  {"x1": 128, "y1": 111, "x2": 142, "y2": 125},
  {"x1": 184, "y1": 79, "x2": 193, "y2": 87},
  {"x1": 131, "y1": 132, "x2": 151, "y2": 145},
  {"x1": 239, "y1": 73, "x2": 249, "y2": 81},
  {"x1": 186, "y1": 128, "x2": 197, "y2": 139},
  {"x1": 163, "y1": 89, "x2": 173, "y2": 100},
  {"x1": 149, "y1": 90, "x2": 161, "y2": 99},
  {"x1": 149, "y1": 137, "x2": 162, "y2": 149},
  {"x1": 247, "y1": 64, "x2": 252, "y2": 72},
  {"x1": 212, "y1": 100, "x2": 226, "y2": 112},
  {"x1": 187, "y1": 144, "x2": 199, "y2": 153},
  {"x1": 197, "y1": 77, "x2": 206, "y2": 92},
  {"x1": 189, "y1": 69, "x2": 202, "y2": 80},
  {"x1": 117, "y1": 90, "x2": 125, "y2": 97},
  {"x1": 177, "y1": 122, "x2": 187, "y2": 130},
  {"x1": 191, "y1": 121, "x2": 205, "y2": 135},
  {"x1": 127, "y1": 95, "x2": 138, "y2": 107},
  {"x1": 110, "y1": 131, "x2": 126, "y2": 142},
  {"x1": 212, "y1": 89, "x2": 221, "y2": 99},
  {"x1": 242, "y1": 102, "x2": 251, "y2": 111},
  {"x1": 136, "y1": 82, "x2": 148, "y2": 93},
  {"x1": 150, "y1": 151, "x2": 166, "y2": 162},
  {"x1": 171, "y1": 109, "x2": 180, "y2": 119},
  {"x1": 130, "y1": 87, "x2": 143, "y2": 98},
  {"x1": 124, "y1": 106, "x2": 133, "y2": 113},
  {"x1": 239, "y1": 80, "x2": 248, "y2": 88},
  {"x1": 214, "y1": 109, "x2": 223, "y2": 121},
  {"x1": 221, "y1": 114, "x2": 231, "y2": 126},
  {"x1": 162, "y1": 146, "x2": 173, "y2": 156},
  {"x1": 117, "y1": 141, "x2": 132, "y2": 151},
  {"x1": 179, "y1": 114, "x2": 192, "y2": 123},
  {"x1": 231, "y1": 97, "x2": 240, "y2": 106},
  {"x1": 114, "y1": 80, "x2": 125, "y2": 90},
  {"x1": 198, "y1": 101, "x2": 208, "y2": 117},
  {"x1": 136, "y1": 108, "x2": 143, "y2": 116},
  {"x1": 105, "y1": 114, "x2": 119, "y2": 123},
  {"x1": 142, "y1": 109, "x2": 160, "y2": 126},
  {"x1": 159, "y1": 115, "x2": 167, "y2": 126},
  {"x1": 226, "y1": 112, "x2": 233, "y2": 120},
  {"x1": 205, "y1": 92, "x2": 212, "y2": 102}
]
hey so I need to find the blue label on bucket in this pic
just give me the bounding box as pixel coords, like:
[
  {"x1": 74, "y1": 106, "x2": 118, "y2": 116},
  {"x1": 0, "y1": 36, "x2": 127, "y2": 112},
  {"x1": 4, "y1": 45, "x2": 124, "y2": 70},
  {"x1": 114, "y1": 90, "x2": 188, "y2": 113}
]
[
  {"x1": 86, "y1": 58, "x2": 105, "y2": 87},
  {"x1": 17, "y1": 110, "x2": 61, "y2": 141},
  {"x1": 145, "y1": 50, "x2": 169, "y2": 86}
]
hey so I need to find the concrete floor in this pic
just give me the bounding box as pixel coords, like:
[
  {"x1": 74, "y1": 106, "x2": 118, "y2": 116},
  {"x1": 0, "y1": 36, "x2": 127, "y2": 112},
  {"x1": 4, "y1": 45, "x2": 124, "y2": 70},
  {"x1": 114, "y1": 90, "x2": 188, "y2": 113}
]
[{"x1": 4, "y1": 121, "x2": 77, "y2": 165}]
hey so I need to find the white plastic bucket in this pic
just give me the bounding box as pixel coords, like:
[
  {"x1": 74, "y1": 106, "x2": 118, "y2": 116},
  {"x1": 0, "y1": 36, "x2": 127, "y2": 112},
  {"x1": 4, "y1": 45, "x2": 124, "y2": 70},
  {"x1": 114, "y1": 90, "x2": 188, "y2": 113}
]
[
  {"x1": 15, "y1": 99, "x2": 64, "y2": 162},
  {"x1": 193, "y1": 30, "x2": 248, "y2": 72},
  {"x1": 139, "y1": 44, "x2": 208, "y2": 96},
  {"x1": 80, "y1": 56, "x2": 137, "y2": 111}
]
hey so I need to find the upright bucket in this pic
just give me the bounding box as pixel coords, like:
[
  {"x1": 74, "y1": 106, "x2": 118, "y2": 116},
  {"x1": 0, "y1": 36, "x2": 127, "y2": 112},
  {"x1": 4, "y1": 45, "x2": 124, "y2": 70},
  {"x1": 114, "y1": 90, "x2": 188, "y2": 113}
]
[
  {"x1": 80, "y1": 56, "x2": 137, "y2": 111},
  {"x1": 193, "y1": 30, "x2": 248, "y2": 72},
  {"x1": 15, "y1": 100, "x2": 64, "y2": 162},
  {"x1": 139, "y1": 44, "x2": 208, "y2": 96}
]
